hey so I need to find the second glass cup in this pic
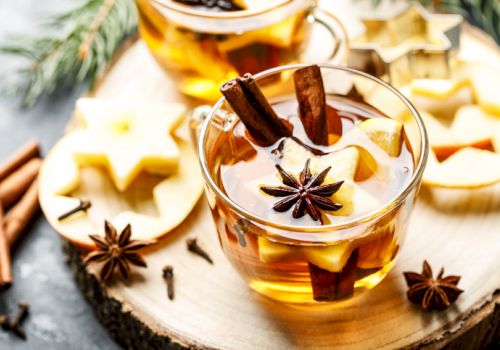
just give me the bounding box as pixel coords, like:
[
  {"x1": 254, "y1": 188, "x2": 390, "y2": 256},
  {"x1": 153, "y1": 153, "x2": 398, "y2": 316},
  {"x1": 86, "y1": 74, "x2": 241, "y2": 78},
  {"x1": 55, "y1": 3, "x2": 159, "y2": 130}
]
[
  {"x1": 136, "y1": 0, "x2": 347, "y2": 100},
  {"x1": 197, "y1": 64, "x2": 428, "y2": 305}
]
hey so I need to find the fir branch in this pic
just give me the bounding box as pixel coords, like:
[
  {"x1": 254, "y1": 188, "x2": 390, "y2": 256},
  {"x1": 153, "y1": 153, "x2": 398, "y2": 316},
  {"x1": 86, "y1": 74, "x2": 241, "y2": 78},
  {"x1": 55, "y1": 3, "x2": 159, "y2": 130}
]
[
  {"x1": 0, "y1": 0, "x2": 137, "y2": 107},
  {"x1": 438, "y1": 0, "x2": 500, "y2": 43}
]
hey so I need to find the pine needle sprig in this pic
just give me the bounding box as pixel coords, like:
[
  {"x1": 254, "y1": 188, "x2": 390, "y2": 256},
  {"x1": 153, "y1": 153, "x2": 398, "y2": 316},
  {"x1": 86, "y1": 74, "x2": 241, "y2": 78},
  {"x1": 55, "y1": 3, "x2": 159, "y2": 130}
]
[
  {"x1": 439, "y1": 0, "x2": 500, "y2": 43},
  {"x1": 1, "y1": 0, "x2": 137, "y2": 107}
]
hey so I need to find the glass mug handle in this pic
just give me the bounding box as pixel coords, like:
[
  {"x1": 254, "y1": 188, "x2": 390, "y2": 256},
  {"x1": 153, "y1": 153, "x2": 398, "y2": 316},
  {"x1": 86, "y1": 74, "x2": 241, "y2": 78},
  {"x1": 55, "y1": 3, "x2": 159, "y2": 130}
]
[{"x1": 304, "y1": 7, "x2": 349, "y2": 65}]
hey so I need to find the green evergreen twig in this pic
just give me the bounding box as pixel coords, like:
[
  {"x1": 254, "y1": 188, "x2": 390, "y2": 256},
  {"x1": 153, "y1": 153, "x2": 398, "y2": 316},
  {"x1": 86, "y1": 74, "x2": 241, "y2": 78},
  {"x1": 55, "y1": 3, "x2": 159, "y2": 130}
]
[{"x1": 1, "y1": 0, "x2": 137, "y2": 107}]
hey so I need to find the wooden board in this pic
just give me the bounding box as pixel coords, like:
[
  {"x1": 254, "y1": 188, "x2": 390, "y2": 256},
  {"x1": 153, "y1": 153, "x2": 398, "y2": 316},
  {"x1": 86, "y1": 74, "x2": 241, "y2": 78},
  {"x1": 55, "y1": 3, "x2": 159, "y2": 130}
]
[{"x1": 57, "y1": 22, "x2": 500, "y2": 350}]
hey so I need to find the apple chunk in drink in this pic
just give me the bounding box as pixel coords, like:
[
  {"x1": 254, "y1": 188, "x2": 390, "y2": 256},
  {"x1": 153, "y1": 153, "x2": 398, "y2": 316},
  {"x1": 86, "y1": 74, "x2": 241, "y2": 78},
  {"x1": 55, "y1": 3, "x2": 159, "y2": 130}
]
[{"x1": 202, "y1": 65, "x2": 417, "y2": 304}]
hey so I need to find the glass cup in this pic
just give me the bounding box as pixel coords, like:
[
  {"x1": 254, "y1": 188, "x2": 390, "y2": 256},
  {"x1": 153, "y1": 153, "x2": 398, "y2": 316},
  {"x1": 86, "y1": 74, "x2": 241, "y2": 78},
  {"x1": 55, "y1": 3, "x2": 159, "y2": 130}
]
[
  {"x1": 136, "y1": 0, "x2": 348, "y2": 101},
  {"x1": 197, "y1": 64, "x2": 428, "y2": 305}
]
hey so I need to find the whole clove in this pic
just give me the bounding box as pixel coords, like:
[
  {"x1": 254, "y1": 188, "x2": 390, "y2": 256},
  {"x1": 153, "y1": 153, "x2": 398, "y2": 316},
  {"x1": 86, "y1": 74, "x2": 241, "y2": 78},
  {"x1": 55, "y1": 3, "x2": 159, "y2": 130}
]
[
  {"x1": 10, "y1": 302, "x2": 29, "y2": 340},
  {"x1": 162, "y1": 265, "x2": 174, "y2": 300},
  {"x1": 186, "y1": 238, "x2": 213, "y2": 264},
  {"x1": 58, "y1": 199, "x2": 92, "y2": 221},
  {"x1": 0, "y1": 314, "x2": 10, "y2": 330}
]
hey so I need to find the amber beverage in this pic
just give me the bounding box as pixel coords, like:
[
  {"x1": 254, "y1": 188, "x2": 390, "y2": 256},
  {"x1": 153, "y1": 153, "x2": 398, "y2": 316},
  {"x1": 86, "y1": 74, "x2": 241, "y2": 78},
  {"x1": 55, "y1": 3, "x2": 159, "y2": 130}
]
[
  {"x1": 136, "y1": 0, "x2": 347, "y2": 100},
  {"x1": 197, "y1": 64, "x2": 428, "y2": 305}
]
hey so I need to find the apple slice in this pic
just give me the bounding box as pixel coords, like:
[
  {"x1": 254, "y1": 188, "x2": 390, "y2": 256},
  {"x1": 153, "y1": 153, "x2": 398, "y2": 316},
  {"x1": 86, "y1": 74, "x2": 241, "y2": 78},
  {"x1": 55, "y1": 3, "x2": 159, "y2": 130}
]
[
  {"x1": 422, "y1": 107, "x2": 495, "y2": 159},
  {"x1": 470, "y1": 64, "x2": 500, "y2": 115},
  {"x1": 410, "y1": 61, "x2": 500, "y2": 116},
  {"x1": 39, "y1": 134, "x2": 203, "y2": 248},
  {"x1": 333, "y1": 180, "x2": 380, "y2": 217},
  {"x1": 280, "y1": 138, "x2": 360, "y2": 183},
  {"x1": 257, "y1": 236, "x2": 301, "y2": 264},
  {"x1": 358, "y1": 117, "x2": 403, "y2": 157},
  {"x1": 354, "y1": 146, "x2": 378, "y2": 181},
  {"x1": 39, "y1": 134, "x2": 81, "y2": 196},
  {"x1": 257, "y1": 236, "x2": 352, "y2": 272},
  {"x1": 423, "y1": 147, "x2": 500, "y2": 188},
  {"x1": 301, "y1": 243, "x2": 353, "y2": 273}
]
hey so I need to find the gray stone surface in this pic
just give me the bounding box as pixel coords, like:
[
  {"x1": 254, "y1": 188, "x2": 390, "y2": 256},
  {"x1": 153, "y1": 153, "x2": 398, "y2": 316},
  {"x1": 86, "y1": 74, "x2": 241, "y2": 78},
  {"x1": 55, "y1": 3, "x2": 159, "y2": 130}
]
[{"x1": 0, "y1": 1, "x2": 120, "y2": 349}]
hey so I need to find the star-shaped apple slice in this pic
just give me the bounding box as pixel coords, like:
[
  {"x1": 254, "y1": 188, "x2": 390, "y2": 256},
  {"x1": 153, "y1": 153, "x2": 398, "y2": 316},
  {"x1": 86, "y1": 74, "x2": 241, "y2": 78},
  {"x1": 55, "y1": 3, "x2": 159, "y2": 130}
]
[
  {"x1": 71, "y1": 98, "x2": 185, "y2": 191},
  {"x1": 410, "y1": 61, "x2": 500, "y2": 116}
]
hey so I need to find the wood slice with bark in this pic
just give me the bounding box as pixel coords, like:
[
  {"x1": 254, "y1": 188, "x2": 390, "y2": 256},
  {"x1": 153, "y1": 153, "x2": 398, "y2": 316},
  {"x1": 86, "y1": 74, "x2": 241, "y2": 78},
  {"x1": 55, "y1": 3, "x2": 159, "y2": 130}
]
[{"x1": 56, "y1": 23, "x2": 500, "y2": 350}]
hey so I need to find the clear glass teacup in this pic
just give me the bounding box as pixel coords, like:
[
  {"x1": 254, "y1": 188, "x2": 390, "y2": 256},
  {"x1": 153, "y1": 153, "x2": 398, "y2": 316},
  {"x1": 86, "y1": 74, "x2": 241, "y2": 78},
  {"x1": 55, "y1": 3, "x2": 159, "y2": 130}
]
[
  {"x1": 136, "y1": 0, "x2": 348, "y2": 101},
  {"x1": 197, "y1": 64, "x2": 428, "y2": 305}
]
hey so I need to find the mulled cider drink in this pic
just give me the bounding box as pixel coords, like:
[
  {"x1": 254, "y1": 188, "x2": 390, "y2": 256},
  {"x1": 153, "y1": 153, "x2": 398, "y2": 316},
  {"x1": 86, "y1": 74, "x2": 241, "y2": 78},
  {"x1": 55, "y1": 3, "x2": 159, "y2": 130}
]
[
  {"x1": 136, "y1": 0, "x2": 347, "y2": 100},
  {"x1": 199, "y1": 64, "x2": 428, "y2": 304}
]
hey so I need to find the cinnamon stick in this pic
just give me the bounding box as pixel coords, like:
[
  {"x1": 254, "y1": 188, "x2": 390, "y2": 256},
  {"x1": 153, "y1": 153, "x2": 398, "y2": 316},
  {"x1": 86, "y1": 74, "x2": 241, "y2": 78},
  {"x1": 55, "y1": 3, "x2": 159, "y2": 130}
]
[
  {"x1": 220, "y1": 73, "x2": 291, "y2": 146},
  {"x1": 4, "y1": 179, "x2": 40, "y2": 247},
  {"x1": 308, "y1": 249, "x2": 359, "y2": 301},
  {"x1": 0, "y1": 139, "x2": 40, "y2": 182},
  {"x1": 0, "y1": 203, "x2": 12, "y2": 292},
  {"x1": 294, "y1": 65, "x2": 329, "y2": 146},
  {"x1": 0, "y1": 158, "x2": 41, "y2": 208}
]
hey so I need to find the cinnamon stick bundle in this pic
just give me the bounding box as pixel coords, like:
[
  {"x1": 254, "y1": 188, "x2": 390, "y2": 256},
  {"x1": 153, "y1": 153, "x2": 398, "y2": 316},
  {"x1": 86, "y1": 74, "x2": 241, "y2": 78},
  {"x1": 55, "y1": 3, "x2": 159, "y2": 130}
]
[
  {"x1": 4, "y1": 179, "x2": 40, "y2": 247},
  {"x1": 0, "y1": 139, "x2": 40, "y2": 181},
  {"x1": 0, "y1": 158, "x2": 42, "y2": 208},
  {"x1": 0, "y1": 204, "x2": 12, "y2": 292},
  {"x1": 294, "y1": 65, "x2": 329, "y2": 146},
  {"x1": 220, "y1": 73, "x2": 291, "y2": 146}
]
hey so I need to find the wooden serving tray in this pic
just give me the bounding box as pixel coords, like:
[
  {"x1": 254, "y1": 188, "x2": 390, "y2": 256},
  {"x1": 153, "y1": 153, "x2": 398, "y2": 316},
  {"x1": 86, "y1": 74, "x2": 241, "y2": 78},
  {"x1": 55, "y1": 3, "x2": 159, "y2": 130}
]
[{"x1": 59, "y1": 20, "x2": 500, "y2": 350}]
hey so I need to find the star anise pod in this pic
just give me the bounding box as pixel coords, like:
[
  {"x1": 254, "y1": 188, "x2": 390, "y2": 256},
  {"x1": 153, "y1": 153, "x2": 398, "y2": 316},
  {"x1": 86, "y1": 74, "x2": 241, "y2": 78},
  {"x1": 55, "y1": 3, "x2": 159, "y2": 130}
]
[
  {"x1": 260, "y1": 159, "x2": 343, "y2": 222},
  {"x1": 403, "y1": 260, "x2": 463, "y2": 311},
  {"x1": 173, "y1": 0, "x2": 244, "y2": 11},
  {"x1": 84, "y1": 221, "x2": 154, "y2": 282}
]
